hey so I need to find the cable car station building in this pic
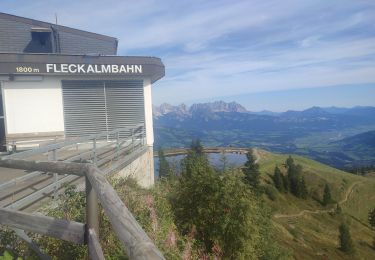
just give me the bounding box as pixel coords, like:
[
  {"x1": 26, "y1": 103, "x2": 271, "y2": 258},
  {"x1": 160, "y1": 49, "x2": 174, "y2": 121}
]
[{"x1": 0, "y1": 12, "x2": 164, "y2": 187}]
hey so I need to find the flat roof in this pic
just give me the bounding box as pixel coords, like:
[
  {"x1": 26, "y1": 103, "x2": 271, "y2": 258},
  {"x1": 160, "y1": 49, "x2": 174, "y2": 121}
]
[{"x1": 0, "y1": 53, "x2": 165, "y2": 83}]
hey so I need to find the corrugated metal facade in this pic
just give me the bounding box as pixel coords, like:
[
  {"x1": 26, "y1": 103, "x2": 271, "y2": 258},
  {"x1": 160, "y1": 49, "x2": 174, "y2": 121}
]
[{"x1": 62, "y1": 80, "x2": 144, "y2": 138}]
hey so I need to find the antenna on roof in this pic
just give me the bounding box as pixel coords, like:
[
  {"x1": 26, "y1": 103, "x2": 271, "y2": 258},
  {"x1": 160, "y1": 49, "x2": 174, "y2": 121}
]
[{"x1": 55, "y1": 13, "x2": 58, "y2": 25}]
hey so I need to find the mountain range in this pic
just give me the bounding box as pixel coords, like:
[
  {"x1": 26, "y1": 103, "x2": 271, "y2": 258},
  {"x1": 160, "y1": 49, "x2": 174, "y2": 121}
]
[
  {"x1": 153, "y1": 101, "x2": 247, "y2": 117},
  {"x1": 153, "y1": 101, "x2": 375, "y2": 168},
  {"x1": 154, "y1": 101, "x2": 375, "y2": 119}
]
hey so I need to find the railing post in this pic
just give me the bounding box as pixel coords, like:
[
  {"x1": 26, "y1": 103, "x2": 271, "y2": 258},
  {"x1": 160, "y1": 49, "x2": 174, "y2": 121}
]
[
  {"x1": 48, "y1": 149, "x2": 59, "y2": 199},
  {"x1": 93, "y1": 138, "x2": 97, "y2": 166},
  {"x1": 86, "y1": 176, "x2": 99, "y2": 245},
  {"x1": 131, "y1": 129, "x2": 135, "y2": 152},
  {"x1": 143, "y1": 124, "x2": 145, "y2": 146},
  {"x1": 10, "y1": 141, "x2": 17, "y2": 154},
  {"x1": 116, "y1": 131, "x2": 120, "y2": 160}
]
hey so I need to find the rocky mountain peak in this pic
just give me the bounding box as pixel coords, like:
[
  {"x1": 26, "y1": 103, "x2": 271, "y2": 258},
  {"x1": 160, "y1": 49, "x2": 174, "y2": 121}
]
[
  {"x1": 153, "y1": 103, "x2": 190, "y2": 117},
  {"x1": 189, "y1": 101, "x2": 247, "y2": 113},
  {"x1": 153, "y1": 101, "x2": 248, "y2": 117}
]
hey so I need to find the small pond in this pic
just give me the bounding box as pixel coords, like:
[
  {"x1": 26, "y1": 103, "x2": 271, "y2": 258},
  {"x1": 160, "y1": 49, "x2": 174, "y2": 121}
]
[{"x1": 154, "y1": 153, "x2": 247, "y2": 178}]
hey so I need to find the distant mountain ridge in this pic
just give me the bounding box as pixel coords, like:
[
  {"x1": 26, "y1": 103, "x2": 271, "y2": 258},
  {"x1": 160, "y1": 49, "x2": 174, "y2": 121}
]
[
  {"x1": 153, "y1": 101, "x2": 247, "y2": 118},
  {"x1": 153, "y1": 101, "x2": 375, "y2": 168},
  {"x1": 333, "y1": 129, "x2": 375, "y2": 147},
  {"x1": 154, "y1": 101, "x2": 375, "y2": 119}
]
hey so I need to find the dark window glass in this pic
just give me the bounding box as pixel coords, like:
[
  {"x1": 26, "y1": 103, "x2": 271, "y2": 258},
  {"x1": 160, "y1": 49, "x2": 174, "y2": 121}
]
[{"x1": 24, "y1": 32, "x2": 53, "y2": 53}]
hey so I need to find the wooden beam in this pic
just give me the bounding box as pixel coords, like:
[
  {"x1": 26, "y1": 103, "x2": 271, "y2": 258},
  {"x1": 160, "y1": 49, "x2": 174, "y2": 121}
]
[
  {"x1": 0, "y1": 159, "x2": 86, "y2": 176},
  {"x1": 0, "y1": 208, "x2": 85, "y2": 244},
  {"x1": 88, "y1": 229, "x2": 105, "y2": 260},
  {"x1": 85, "y1": 166, "x2": 165, "y2": 260},
  {"x1": 13, "y1": 228, "x2": 51, "y2": 260},
  {"x1": 86, "y1": 176, "x2": 99, "y2": 239}
]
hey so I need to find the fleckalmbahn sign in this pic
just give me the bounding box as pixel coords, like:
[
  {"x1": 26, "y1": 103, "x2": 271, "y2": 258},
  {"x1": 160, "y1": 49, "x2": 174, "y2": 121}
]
[{"x1": 14, "y1": 63, "x2": 143, "y2": 74}]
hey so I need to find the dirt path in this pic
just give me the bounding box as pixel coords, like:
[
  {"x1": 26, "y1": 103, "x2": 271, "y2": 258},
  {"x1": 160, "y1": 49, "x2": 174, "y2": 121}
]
[
  {"x1": 339, "y1": 181, "x2": 361, "y2": 205},
  {"x1": 274, "y1": 181, "x2": 362, "y2": 219}
]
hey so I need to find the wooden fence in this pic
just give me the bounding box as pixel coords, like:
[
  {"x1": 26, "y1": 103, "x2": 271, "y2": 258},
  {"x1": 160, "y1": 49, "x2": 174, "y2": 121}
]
[{"x1": 0, "y1": 159, "x2": 165, "y2": 260}]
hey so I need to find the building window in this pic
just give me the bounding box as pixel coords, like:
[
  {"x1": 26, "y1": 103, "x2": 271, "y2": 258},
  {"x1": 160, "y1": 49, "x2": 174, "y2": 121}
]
[
  {"x1": 24, "y1": 28, "x2": 53, "y2": 53},
  {"x1": 32, "y1": 31, "x2": 50, "y2": 46}
]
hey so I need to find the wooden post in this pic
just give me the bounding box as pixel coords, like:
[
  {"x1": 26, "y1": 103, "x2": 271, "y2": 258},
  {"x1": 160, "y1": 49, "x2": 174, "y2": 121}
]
[
  {"x1": 85, "y1": 166, "x2": 165, "y2": 259},
  {"x1": 88, "y1": 229, "x2": 105, "y2": 260},
  {"x1": 13, "y1": 228, "x2": 51, "y2": 260},
  {"x1": 86, "y1": 176, "x2": 99, "y2": 247}
]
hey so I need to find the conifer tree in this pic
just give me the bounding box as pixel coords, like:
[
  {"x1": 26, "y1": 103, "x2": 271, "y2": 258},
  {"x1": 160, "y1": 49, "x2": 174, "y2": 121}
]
[
  {"x1": 219, "y1": 151, "x2": 228, "y2": 173},
  {"x1": 191, "y1": 138, "x2": 204, "y2": 155},
  {"x1": 338, "y1": 223, "x2": 355, "y2": 254},
  {"x1": 273, "y1": 166, "x2": 284, "y2": 192},
  {"x1": 243, "y1": 149, "x2": 260, "y2": 188},
  {"x1": 282, "y1": 173, "x2": 289, "y2": 192},
  {"x1": 323, "y1": 184, "x2": 332, "y2": 206},
  {"x1": 286, "y1": 155, "x2": 294, "y2": 169},
  {"x1": 299, "y1": 176, "x2": 308, "y2": 199},
  {"x1": 287, "y1": 161, "x2": 300, "y2": 197},
  {"x1": 284, "y1": 157, "x2": 309, "y2": 198}
]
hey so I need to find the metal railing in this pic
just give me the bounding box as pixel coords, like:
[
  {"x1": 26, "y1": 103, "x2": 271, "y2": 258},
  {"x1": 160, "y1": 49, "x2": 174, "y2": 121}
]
[
  {"x1": 0, "y1": 159, "x2": 164, "y2": 260},
  {"x1": 4, "y1": 123, "x2": 145, "y2": 160},
  {"x1": 0, "y1": 124, "x2": 146, "y2": 210}
]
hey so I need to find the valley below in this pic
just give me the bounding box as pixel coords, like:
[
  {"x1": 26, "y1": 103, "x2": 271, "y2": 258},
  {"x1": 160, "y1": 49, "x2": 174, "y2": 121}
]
[{"x1": 153, "y1": 101, "x2": 375, "y2": 258}]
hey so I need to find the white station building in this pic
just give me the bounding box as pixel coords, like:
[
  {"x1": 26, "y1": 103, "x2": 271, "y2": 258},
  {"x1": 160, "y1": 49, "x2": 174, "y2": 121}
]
[
  {"x1": 0, "y1": 12, "x2": 164, "y2": 186},
  {"x1": 0, "y1": 54, "x2": 164, "y2": 148}
]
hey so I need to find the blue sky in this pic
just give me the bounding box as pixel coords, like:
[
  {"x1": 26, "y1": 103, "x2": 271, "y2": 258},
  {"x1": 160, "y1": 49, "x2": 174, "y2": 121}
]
[{"x1": 1, "y1": 0, "x2": 375, "y2": 111}]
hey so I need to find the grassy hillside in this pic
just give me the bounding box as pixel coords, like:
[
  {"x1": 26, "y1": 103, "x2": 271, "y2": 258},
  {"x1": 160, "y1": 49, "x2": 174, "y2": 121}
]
[
  {"x1": 1, "y1": 149, "x2": 373, "y2": 259},
  {"x1": 257, "y1": 150, "x2": 375, "y2": 259}
]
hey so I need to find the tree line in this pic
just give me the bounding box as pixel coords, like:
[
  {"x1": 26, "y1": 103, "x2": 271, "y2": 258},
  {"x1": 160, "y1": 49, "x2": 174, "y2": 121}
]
[
  {"x1": 272, "y1": 156, "x2": 308, "y2": 199},
  {"x1": 271, "y1": 156, "x2": 335, "y2": 206},
  {"x1": 345, "y1": 164, "x2": 375, "y2": 176}
]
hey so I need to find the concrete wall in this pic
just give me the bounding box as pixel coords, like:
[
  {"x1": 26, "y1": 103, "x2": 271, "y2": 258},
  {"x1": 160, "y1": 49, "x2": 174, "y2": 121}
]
[
  {"x1": 114, "y1": 146, "x2": 155, "y2": 187},
  {"x1": 2, "y1": 77, "x2": 65, "y2": 135}
]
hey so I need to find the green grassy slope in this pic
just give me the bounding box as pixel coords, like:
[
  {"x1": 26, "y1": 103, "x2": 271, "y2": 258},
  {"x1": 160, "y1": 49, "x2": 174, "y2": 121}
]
[{"x1": 257, "y1": 150, "x2": 375, "y2": 259}]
